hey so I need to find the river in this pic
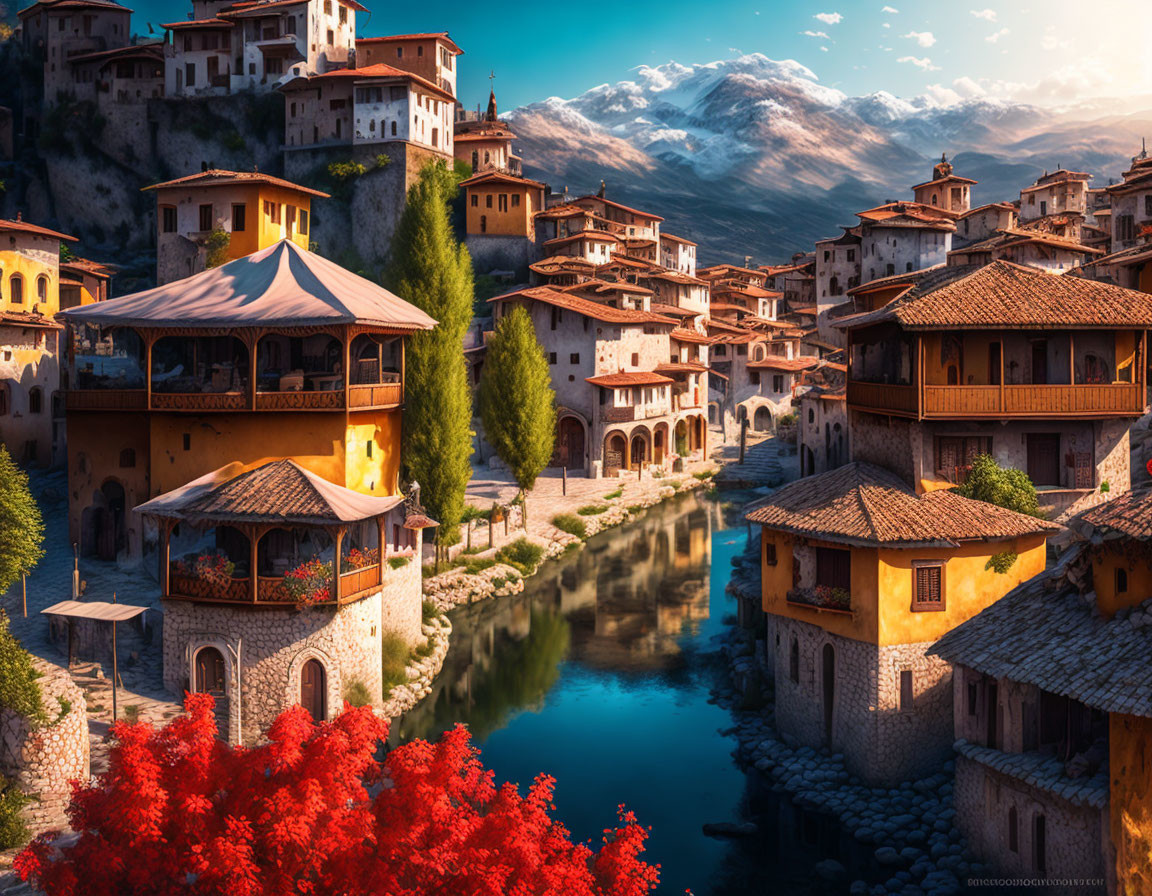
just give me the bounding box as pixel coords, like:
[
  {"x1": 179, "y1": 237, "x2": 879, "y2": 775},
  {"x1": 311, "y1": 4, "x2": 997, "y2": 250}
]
[{"x1": 390, "y1": 492, "x2": 830, "y2": 895}]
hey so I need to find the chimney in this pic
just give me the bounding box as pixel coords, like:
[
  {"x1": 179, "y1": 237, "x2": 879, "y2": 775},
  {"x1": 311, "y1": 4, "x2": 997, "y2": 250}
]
[{"x1": 201, "y1": 161, "x2": 209, "y2": 172}]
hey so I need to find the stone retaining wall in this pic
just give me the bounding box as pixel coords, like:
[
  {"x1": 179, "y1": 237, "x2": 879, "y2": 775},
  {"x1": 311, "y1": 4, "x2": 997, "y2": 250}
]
[
  {"x1": 0, "y1": 660, "x2": 89, "y2": 836},
  {"x1": 380, "y1": 615, "x2": 452, "y2": 720}
]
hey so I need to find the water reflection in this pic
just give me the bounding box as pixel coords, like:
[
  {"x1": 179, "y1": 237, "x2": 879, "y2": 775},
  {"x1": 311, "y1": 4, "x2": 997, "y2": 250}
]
[{"x1": 391, "y1": 494, "x2": 829, "y2": 894}]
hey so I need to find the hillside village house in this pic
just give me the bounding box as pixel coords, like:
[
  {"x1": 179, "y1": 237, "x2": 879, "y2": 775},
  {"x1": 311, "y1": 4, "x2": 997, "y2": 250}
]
[
  {"x1": 954, "y1": 202, "x2": 1017, "y2": 249},
  {"x1": 1018, "y1": 168, "x2": 1091, "y2": 223},
  {"x1": 488, "y1": 286, "x2": 708, "y2": 476},
  {"x1": 659, "y1": 233, "x2": 697, "y2": 276},
  {"x1": 58, "y1": 239, "x2": 432, "y2": 561},
  {"x1": 64, "y1": 42, "x2": 164, "y2": 108},
  {"x1": 1106, "y1": 148, "x2": 1152, "y2": 254},
  {"x1": 813, "y1": 230, "x2": 860, "y2": 346},
  {"x1": 911, "y1": 155, "x2": 975, "y2": 215},
  {"x1": 355, "y1": 32, "x2": 461, "y2": 97},
  {"x1": 460, "y1": 171, "x2": 547, "y2": 272},
  {"x1": 947, "y1": 228, "x2": 1102, "y2": 273},
  {"x1": 162, "y1": 0, "x2": 362, "y2": 97},
  {"x1": 144, "y1": 168, "x2": 328, "y2": 284},
  {"x1": 0, "y1": 216, "x2": 74, "y2": 466},
  {"x1": 841, "y1": 261, "x2": 1152, "y2": 519},
  {"x1": 931, "y1": 490, "x2": 1152, "y2": 894},
  {"x1": 746, "y1": 462, "x2": 1057, "y2": 786},
  {"x1": 454, "y1": 90, "x2": 519, "y2": 176},
  {"x1": 59, "y1": 256, "x2": 114, "y2": 309}
]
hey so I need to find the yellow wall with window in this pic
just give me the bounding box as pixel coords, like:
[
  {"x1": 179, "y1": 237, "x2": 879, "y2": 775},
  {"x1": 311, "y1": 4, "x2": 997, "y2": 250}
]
[
  {"x1": 254, "y1": 185, "x2": 314, "y2": 255},
  {"x1": 465, "y1": 183, "x2": 541, "y2": 237},
  {"x1": 0, "y1": 235, "x2": 60, "y2": 315},
  {"x1": 1091, "y1": 545, "x2": 1152, "y2": 618}
]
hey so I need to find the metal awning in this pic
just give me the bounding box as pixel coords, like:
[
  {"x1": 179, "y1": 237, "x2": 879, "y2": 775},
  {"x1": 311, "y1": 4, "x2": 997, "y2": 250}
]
[{"x1": 41, "y1": 600, "x2": 149, "y2": 622}]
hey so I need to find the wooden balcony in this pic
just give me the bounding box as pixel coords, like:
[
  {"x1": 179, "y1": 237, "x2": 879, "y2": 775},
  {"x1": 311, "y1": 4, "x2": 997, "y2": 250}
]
[
  {"x1": 848, "y1": 380, "x2": 1146, "y2": 419},
  {"x1": 168, "y1": 564, "x2": 384, "y2": 607},
  {"x1": 66, "y1": 384, "x2": 403, "y2": 414},
  {"x1": 338, "y1": 564, "x2": 381, "y2": 600}
]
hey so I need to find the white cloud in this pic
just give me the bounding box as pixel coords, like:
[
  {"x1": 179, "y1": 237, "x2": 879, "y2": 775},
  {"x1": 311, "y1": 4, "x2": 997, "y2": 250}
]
[
  {"x1": 902, "y1": 30, "x2": 936, "y2": 47},
  {"x1": 821, "y1": 46, "x2": 830, "y2": 52},
  {"x1": 802, "y1": 30, "x2": 830, "y2": 38},
  {"x1": 985, "y1": 27, "x2": 1009, "y2": 43},
  {"x1": 882, "y1": 22, "x2": 891, "y2": 28},
  {"x1": 970, "y1": 8, "x2": 997, "y2": 20},
  {"x1": 897, "y1": 55, "x2": 940, "y2": 71},
  {"x1": 814, "y1": 11, "x2": 843, "y2": 24},
  {"x1": 881, "y1": 5, "x2": 899, "y2": 12}
]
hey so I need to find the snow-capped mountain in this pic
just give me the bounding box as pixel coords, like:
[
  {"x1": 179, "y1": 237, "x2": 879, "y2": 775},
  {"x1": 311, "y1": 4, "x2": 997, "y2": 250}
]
[{"x1": 507, "y1": 54, "x2": 1152, "y2": 261}]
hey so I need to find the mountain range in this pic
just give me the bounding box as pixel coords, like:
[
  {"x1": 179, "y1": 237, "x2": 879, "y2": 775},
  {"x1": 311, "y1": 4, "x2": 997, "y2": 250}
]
[{"x1": 507, "y1": 54, "x2": 1152, "y2": 263}]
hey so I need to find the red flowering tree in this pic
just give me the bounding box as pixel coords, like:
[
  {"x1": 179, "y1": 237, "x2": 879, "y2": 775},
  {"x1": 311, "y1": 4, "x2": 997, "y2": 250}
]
[{"x1": 15, "y1": 694, "x2": 659, "y2": 896}]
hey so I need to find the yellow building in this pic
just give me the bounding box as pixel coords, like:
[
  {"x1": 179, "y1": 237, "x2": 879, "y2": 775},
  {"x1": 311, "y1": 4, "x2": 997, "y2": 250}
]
[
  {"x1": 143, "y1": 169, "x2": 330, "y2": 286},
  {"x1": 0, "y1": 216, "x2": 76, "y2": 465},
  {"x1": 746, "y1": 462, "x2": 1055, "y2": 785},
  {"x1": 931, "y1": 488, "x2": 1152, "y2": 893},
  {"x1": 462, "y1": 171, "x2": 546, "y2": 239},
  {"x1": 59, "y1": 257, "x2": 114, "y2": 309},
  {"x1": 59, "y1": 239, "x2": 434, "y2": 561}
]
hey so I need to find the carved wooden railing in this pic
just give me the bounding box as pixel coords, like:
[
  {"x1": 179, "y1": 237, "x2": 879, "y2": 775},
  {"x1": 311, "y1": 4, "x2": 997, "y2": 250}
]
[
  {"x1": 151, "y1": 391, "x2": 247, "y2": 411},
  {"x1": 254, "y1": 390, "x2": 343, "y2": 411},
  {"x1": 169, "y1": 571, "x2": 250, "y2": 603},
  {"x1": 65, "y1": 389, "x2": 148, "y2": 411}
]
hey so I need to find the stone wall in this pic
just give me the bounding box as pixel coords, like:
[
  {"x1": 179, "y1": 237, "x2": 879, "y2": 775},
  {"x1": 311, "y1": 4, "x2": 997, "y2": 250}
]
[
  {"x1": 0, "y1": 659, "x2": 89, "y2": 835},
  {"x1": 772, "y1": 616, "x2": 955, "y2": 786},
  {"x1": 848, "y1": 411, "x2": 917, "y2": 484},
  {"x1": 465, "y1": 233, "x2": 535, "y2": 275},
  {"x1": 954, "y1": 755, "x2": 1107, "y2": 883},
  {"x1": 379, "y1": 542, "x2": 423, "y2": 647},
  {"x1": 163, "y1": 594, "x2": 384, "y2": 745}
]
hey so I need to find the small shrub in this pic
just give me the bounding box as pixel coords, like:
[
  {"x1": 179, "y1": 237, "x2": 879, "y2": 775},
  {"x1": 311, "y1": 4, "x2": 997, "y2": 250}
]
[
  {"x1": 985, "y1": 551, "x2": 1018, "y2": 575},
  {"x1": 495, "y1": 538, "x2": 544, "y2": 575},
  {"x1": 421, "y1": 599, "x2": 438, "y2": 623},
  {"x1": 491, "y1": 576, "x2": 507, "y2": 590},
  {"x1": 777, "y1": 412, "x2": 797, "y2": 426},
  {"x1": 343, "y1": 679, "x2": 372, "y2": 707},
  {"x1": 55, "y1": 696, "x2": 71, "y2": 722},
  {"x1": 463, "y1": 556, "x2": 496, "y2": 575},
  {"x1": 414, "y1": 638, "x2": 435, "y2": 659},
  {"x1": 204, "y1": 228, "x2": 231, "y2": 269},
  {"x1": 693, "y1": 469, "x2": 715, "y2": 481},
  {"x1": 0, "y1": 781, "x2": 28, "y2": 850},
  {"x1": 374, "y1": 153, "x2": 391, "y2": 169},
  {"x1": 957, "y1": 454, "x2": 1041, "y2": 518},
  {"x1": 122, "y1": 705, "x2": 140, "y2": 724},
  {"x1": 668, "y1": 480, "x2": 682, "y2": 492},
  {"x1": 626, "y1": 504, "x2": 646, "y2": 514},
  {"x1": 328, "y1": 160, "x2": 368, "y2": 180},
  {"x1": 1100, "y1": 480, "x2": 1111, "y2": 494},
  {"x1": 577, "y1": 504, "x2": 609, "y2": 516},
  {"x1": 552, "y1": 514, "x2": 587, "y2": 539},
  {"x1": 0, "y1": 611, "x2": 45, "y2": 725},
  {"x1": 388, "y1": 556, "x2": 410, "y2": 570},
  {"x1": 602, "y1": 488, "x2": 623, "y2": 500},
  {"x1": 381, "y1": 633, "x2": 410, "y2": 694}
]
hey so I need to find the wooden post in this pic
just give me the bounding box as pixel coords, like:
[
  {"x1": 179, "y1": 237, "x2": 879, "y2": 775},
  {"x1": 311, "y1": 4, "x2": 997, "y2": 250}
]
[
  {"x1": 67, "y1": 619, "x2": 75, "y2": 668},
  {"x1": 111, "y1": 618, "x2": 118, "y2": 723},
  {"x1": 342, "y1": 327, "x2": 351, "y2": 408},
  {"x1": 160, "y1": 520, "x2": 172, "y2": 596},
  {"x1": 1069, "y1": 332, "x2": 1075, "y2": 386},
  {"x1": 739, "y1": 416, "x2": 748, "y2": 464},
  {"x1": 249, "y1": 526, "x2": 259, "y2": 603},
  {"x1": 333, "y1": 527, "x2": 343, "y2": 604},
  {"x1": 144, "y1": 329, "x2": 154, "y2": 411},
  {"x1": 916, "y1": 335, "x2": 924, "y2": 419},
  {"x1": 562, "y1": 466, "x2": 567, "y2": 496},
  {"x1": 249, "y1": 330, "x2": 259, "y2": 410}
]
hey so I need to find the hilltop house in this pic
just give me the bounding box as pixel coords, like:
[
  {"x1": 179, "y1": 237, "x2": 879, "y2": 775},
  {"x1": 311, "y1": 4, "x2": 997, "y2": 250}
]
[
  {"x1": 931, "y1": 490, "x2": 1152, "y2": 893},
  {"x1": 840, "y1": 261, "x2": 1152, "y2": 518},
  {"x1": 0, "y1": 216, "x2": 75, "y2": 466},
  {"x1": 1018, "y1": 168, "x2": 1091, "y2": 224},
  {"x1": 58, "y1": 239, "x2": 433, "y2": 561},
  {"x1": 144, "y1": 168, "x2": 328, "y2": 284},
  {"x1": 355, "y1": 32, "x2": 461, "y2": 98}
]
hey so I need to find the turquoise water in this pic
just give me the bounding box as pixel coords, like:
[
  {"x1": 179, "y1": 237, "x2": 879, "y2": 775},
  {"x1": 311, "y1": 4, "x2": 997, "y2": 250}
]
[{"x1": 392, "y1": 495, "x2": 786, "y2": 893}]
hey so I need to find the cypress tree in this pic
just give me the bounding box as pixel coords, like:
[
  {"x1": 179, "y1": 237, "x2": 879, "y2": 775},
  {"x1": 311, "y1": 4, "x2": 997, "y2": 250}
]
[
  {"x1": 478, "y1": 306, "x2": 557, "y2": 524},
  {"x1": 385, "y1": 162, "x2": 474, "y2": 548},
  {"x1": 0, "y1": 446, "x2": 44, "y2": 596}
]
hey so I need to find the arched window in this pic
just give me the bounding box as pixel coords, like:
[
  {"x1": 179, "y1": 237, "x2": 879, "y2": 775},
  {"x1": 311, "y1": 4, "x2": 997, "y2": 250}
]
[
  {"x1": 808, "y1": 408, "x2": 815, "y2": 424},
  {"x1": 36, "y1": 275, "x2": 48, "y2": 303},
  {"x1": 28, "y1": 387, "x2": 42, "y2": 414},
  {"x1": 9, "y1": 274, "x2": 23, "y2": 304},
  {"x1": 194, "y1": 646, "x2": 226, "y2": 695},
  {"x1": 789, "y1": 637, "x2": 800, "y2": 683}
]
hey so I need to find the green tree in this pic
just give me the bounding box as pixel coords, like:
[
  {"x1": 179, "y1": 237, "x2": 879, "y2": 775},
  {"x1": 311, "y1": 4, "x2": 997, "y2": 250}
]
[
  {"x1": 956, "y1": 453, "x2": 1042, "y2": 517},
  {"x1": 204, "y1": 228, "x2": 231, "y2": 268},
  {"x1": 385, "y1": 162, "x2": 474, "y2": 554},
  {"x1": 0, "y1": 611, "x2": 45, "y2": 724},
  {"x1": 0, "y1": 447, "x2": 44, "y2": 597},
  {"x1": 478, "y1": 306, "x2": 556, "y2": 525}
]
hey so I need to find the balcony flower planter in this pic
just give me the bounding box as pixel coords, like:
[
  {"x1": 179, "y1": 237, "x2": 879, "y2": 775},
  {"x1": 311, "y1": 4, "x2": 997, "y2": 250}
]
[
  {"x1": 282, "y1": 558, "x2": 334, "y2": 605},
  {"x1": 786, "y1": 585, "x2": 851, "y2": 612},
  {"x1": 170, "y1": 551, "x2": 245, "y2": 600}
]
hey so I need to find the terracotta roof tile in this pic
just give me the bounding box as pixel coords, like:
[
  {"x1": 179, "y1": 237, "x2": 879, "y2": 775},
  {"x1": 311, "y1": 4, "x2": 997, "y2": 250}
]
[
  {"x1": 0, "y1": 217, "x2": 76, "y2": 242},
  {"x1": 586, "y1": 371, "x2": 674, "y2": 388},
  {"x1": 144, "y1": 168, "x2": 329, "y2": 197},
  {"x1": 746, "y1": 356, "x2": 818, "y2": 372},
  {"x1": 1079, "y1": 489, "x2": 1152, "y2": 540},
  {"x1": 490, "y1": 286, "x2": 677, "y2": 326},
  {"x1": 745, "y1": 462, "x2": 1058, "y2": 547}
]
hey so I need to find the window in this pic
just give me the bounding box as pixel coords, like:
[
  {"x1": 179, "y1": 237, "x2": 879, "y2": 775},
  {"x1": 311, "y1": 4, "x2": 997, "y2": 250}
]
[
  {"x1": 789, "y1": 638, "x2": 799, "y2": 683},
  {"x1": 1033, "y1": 815, "x2": 1046, "y2": 876},
  {"x1": 1145, "y1": 195, "x2": 1152, "y2": 218},
  {"x1": 764, "y1": 540, "x2": 777, "y2": 566},
  {"x1": 1039, "y1": 200, "x2": 1047, "y2": 216},
  {"x1": 183, "y1": 433, "x2": 191, "y2": 451},
  {"x1": 772, "y1": 374, "x2": 784, "y2": 392},
  {"x1": 511, "y1": 194, "x2": 521, "y2": 208},
  {"x1": 912, "y1": 562, "x2": 945, "y2": 611},
  {"x1": 431, "y1": 127, "x2": 438, "y2": 148},
  {"x1": 550, "y1": 307, "x2": 559, "y2": 330},
  {"x1": 416, "y1": 44, "x2": 423, "y2": 56},
  {"x1": 569, "y1": 353, "x2": 579, "y2": 364},
  {"x1": 1008, "y1": 807, "x2": 1018, "y2": 853},
  {"x1": 485, "y1": 194, "x2": 493, "y2": 208},
  {"x1": 396, "y1": 46, "x2": 403, "y2": 58},
  {"x1": 119, "y1": 448, "x2": 135, "y2": 468},
  {"x1": 36, "y1": 275, "x2": 48, "y2": 304},
  {"x1": 631, "y1": 352, "x2": 639, "y2": 366},
  {"x1": 9, "y1": 274, "x2": 22, "y2": 304},
  {"x1": 366, "y1": 440, "x2": 372, "y2": 458},
  {"x1": 185, "y1": 62, "x2": 195, "y2": 86},
  {"x1": 0, "y1": 384, "x2": 7, "y2": 415},
  {"x1": 198, "y1": 203, "x2": 213, "y2": 232},
  {"x1": 28, "y1": 387, "x2": 42, "y2": 414},
  {"x1": 846, "y1": 249, "x2": 855, "y2": 262},
  {"x1": 808, "y1": 408, "x2": 815, "y2": 424},
  {"x1": 231, "y1": 203, "x2": 246, "y2": 232},
  {"x1": 886, "y1": 263, "x2": 895, "y2": 276},
  {"x1": 498, "y1": 194, "x2": 508, "y2": 212},
  {"x1": 815, "y1": 547, "x2": 850, "y2": 592},
  {"x1": 899, "y1": 669, "x2": 914, "y2": 710},
  {"x1": 338, "y1": 5, "x2": 346, "y2": 23},
  {"x1": 967, "y1": 682, "x2": 979, "y2": 716},
  {"x1": 323, "y1": 0, "x2": 331, "y2": 12},
  {"x1": 299, "y1": 209, "x2": 308, "y2": 235},
  {"x1": 548, "y1": 352, "x2": 557, "y2": 365},
  {"x1": 1118, "y1": 215, "x2": 1135, "y2": 242},
  {"x1": 1116, "y1": 567, "x2": 1129, "y2": 595},
  {"x1": 480, "y1": 215, "x2": 486, "y2": 233},
  {"x1": 391, "y1": 120, "x2": 398, "y2": 136}
]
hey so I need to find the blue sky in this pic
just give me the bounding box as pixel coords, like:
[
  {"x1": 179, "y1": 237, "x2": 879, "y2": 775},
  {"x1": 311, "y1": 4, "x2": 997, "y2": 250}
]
[{"x1": 130, "y1": 0, "x2": 1149, "y2": 111}]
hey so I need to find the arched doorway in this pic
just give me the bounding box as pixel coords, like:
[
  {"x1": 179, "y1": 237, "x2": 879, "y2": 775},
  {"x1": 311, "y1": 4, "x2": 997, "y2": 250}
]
[
  {"x1": 95, "y1": 480, "x2": 126, "y2": 561},
  {"x1": 674, "y1": 419, "x2": 689, "y2": 456},
  {"x1": 753, "y1": 406, "x2": 771, "y2": 432},
  {"x1": 822, "y1": 643, "x2": 835, "y2": 745},
  {"x1": 552, "y1": 416, "x2": 585, "y2": 470},
  {"x1": 300, "y1": 659, "x2": 327, "y2": 722},
  {"x1": 805, "y1": 446, "x2": 816, "y2": 477},
  {"x1": 195, "y1": 646, "x2": 226, "y2": 695},
  {"x1": 653, "y1": 423, "x2": 668, "y2": 465},
  {"x1": 604, "y1": 432, "x2": 626, "y2": 475},
  {"x1": 629, "y1": 432, "x2": 648, "y2": 469}
]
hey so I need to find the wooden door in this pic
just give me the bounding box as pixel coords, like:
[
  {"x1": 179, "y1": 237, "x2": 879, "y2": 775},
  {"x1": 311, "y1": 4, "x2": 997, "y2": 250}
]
[
  {"x1": 195, "y1": 647, "x2": 226, "y2": 695},
  {"x1": 1026, "y1": 434, "x2": 1061, "y2": 487},
  {"x1": 301, "y1": 659, "x2": 326, "y2": 722},
  {"x1": 1031, "y1": 341, "x2": 1048, "y2": 385},
  {"x1": 553, "y1": 417, "x2": 584, "y2": 470}
]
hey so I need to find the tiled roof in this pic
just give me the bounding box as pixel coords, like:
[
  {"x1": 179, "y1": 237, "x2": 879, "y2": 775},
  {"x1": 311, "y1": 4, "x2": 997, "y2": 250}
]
[
  {"x1": 144, "y1": 168, "x2": 329, "y2": 198},
  {"x1": 670, "y1": 327, "x2": 715, "y2": 344},
  {"x1": 572, "y1": 195, "x2": 663, "y2": 222},
  {"x1": 1079, "y1": 489, "x2": 1152, "y2": 540},
  {"x1": 843, "y1": 261, "x2": 1152, "y2": 331},
  {"x1": 459, "y1": 171, "x2": 545, "y2": 190},
  {"x1": 296, "y1": 63, "x2": 453, "y2": 103},
  {"x1": 66, "y1": 42, "x2": 163, "y2": 62},
  {"x1": 953, "y1": 740, "x2": 1108, "y2": 809},
  {"x1": 746, "y1": 356, "x2": 818, "y2": 372},
  {"x1": 654, "y1": 362, "x2": 708, "y2": 375},
  {"x1": 224, "y1": 0, "x2": 366, "y2": 15},
  {"x1": 649, "y1": 302, "x2": 695, "y2": 318},
  {"x1": 0, "y1": 217, "x2": 76, "y2": 242},
  {"x1": 586, "y1": 371, "x2": 674, "y2": 388},
  {"x1": 61, "y1": 257, "x2": 115, "y2": 279},
  {"x1": 0, "y1": 311, "x2": 63, "y2": 330},
  {"x1": 744, "y1": 462, "x2": 1058, "y2": 548},
  {"x1": 489, "y1": 286, "x2": 677, "y2": 326},
  {"x1": 136, "y1": 459, "x2": 404, "y2": 525},
  {"x1": 541, "y1": 230, "x2": 620, "y2": 249},
  {"x1": 949, "y1": 229, "x2": 1102, "y2": 259},
  {"x1": 911, "y1": 173, "x2": 978, "y2": 190},
  {"x1": 355, "y1": 32, "x2": 462, "y2": 54},
  {"x1": 857, "y1": 202, "x2": 956, "y2": 230},
  {"x1": 19, "y1": 0, "x2": 130, "y2": 16},
  {"x1": 958, "y1": 202, "x2": 1017, "y2": 219},
  {"x1": 660, "y1": 232, "x2": 697, "y2": 246},
  {"x1": 162, "y1": 17, "x2": 231, "y2": 28},
  {"x1": 930, "y1": 564, "x2": 1152, "y2": 718}
]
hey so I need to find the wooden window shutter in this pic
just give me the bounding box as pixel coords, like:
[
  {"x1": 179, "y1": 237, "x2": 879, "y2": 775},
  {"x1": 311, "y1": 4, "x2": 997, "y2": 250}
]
[{"x1": 913, "y1": 563, "x2": 944, "y2": 611}]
